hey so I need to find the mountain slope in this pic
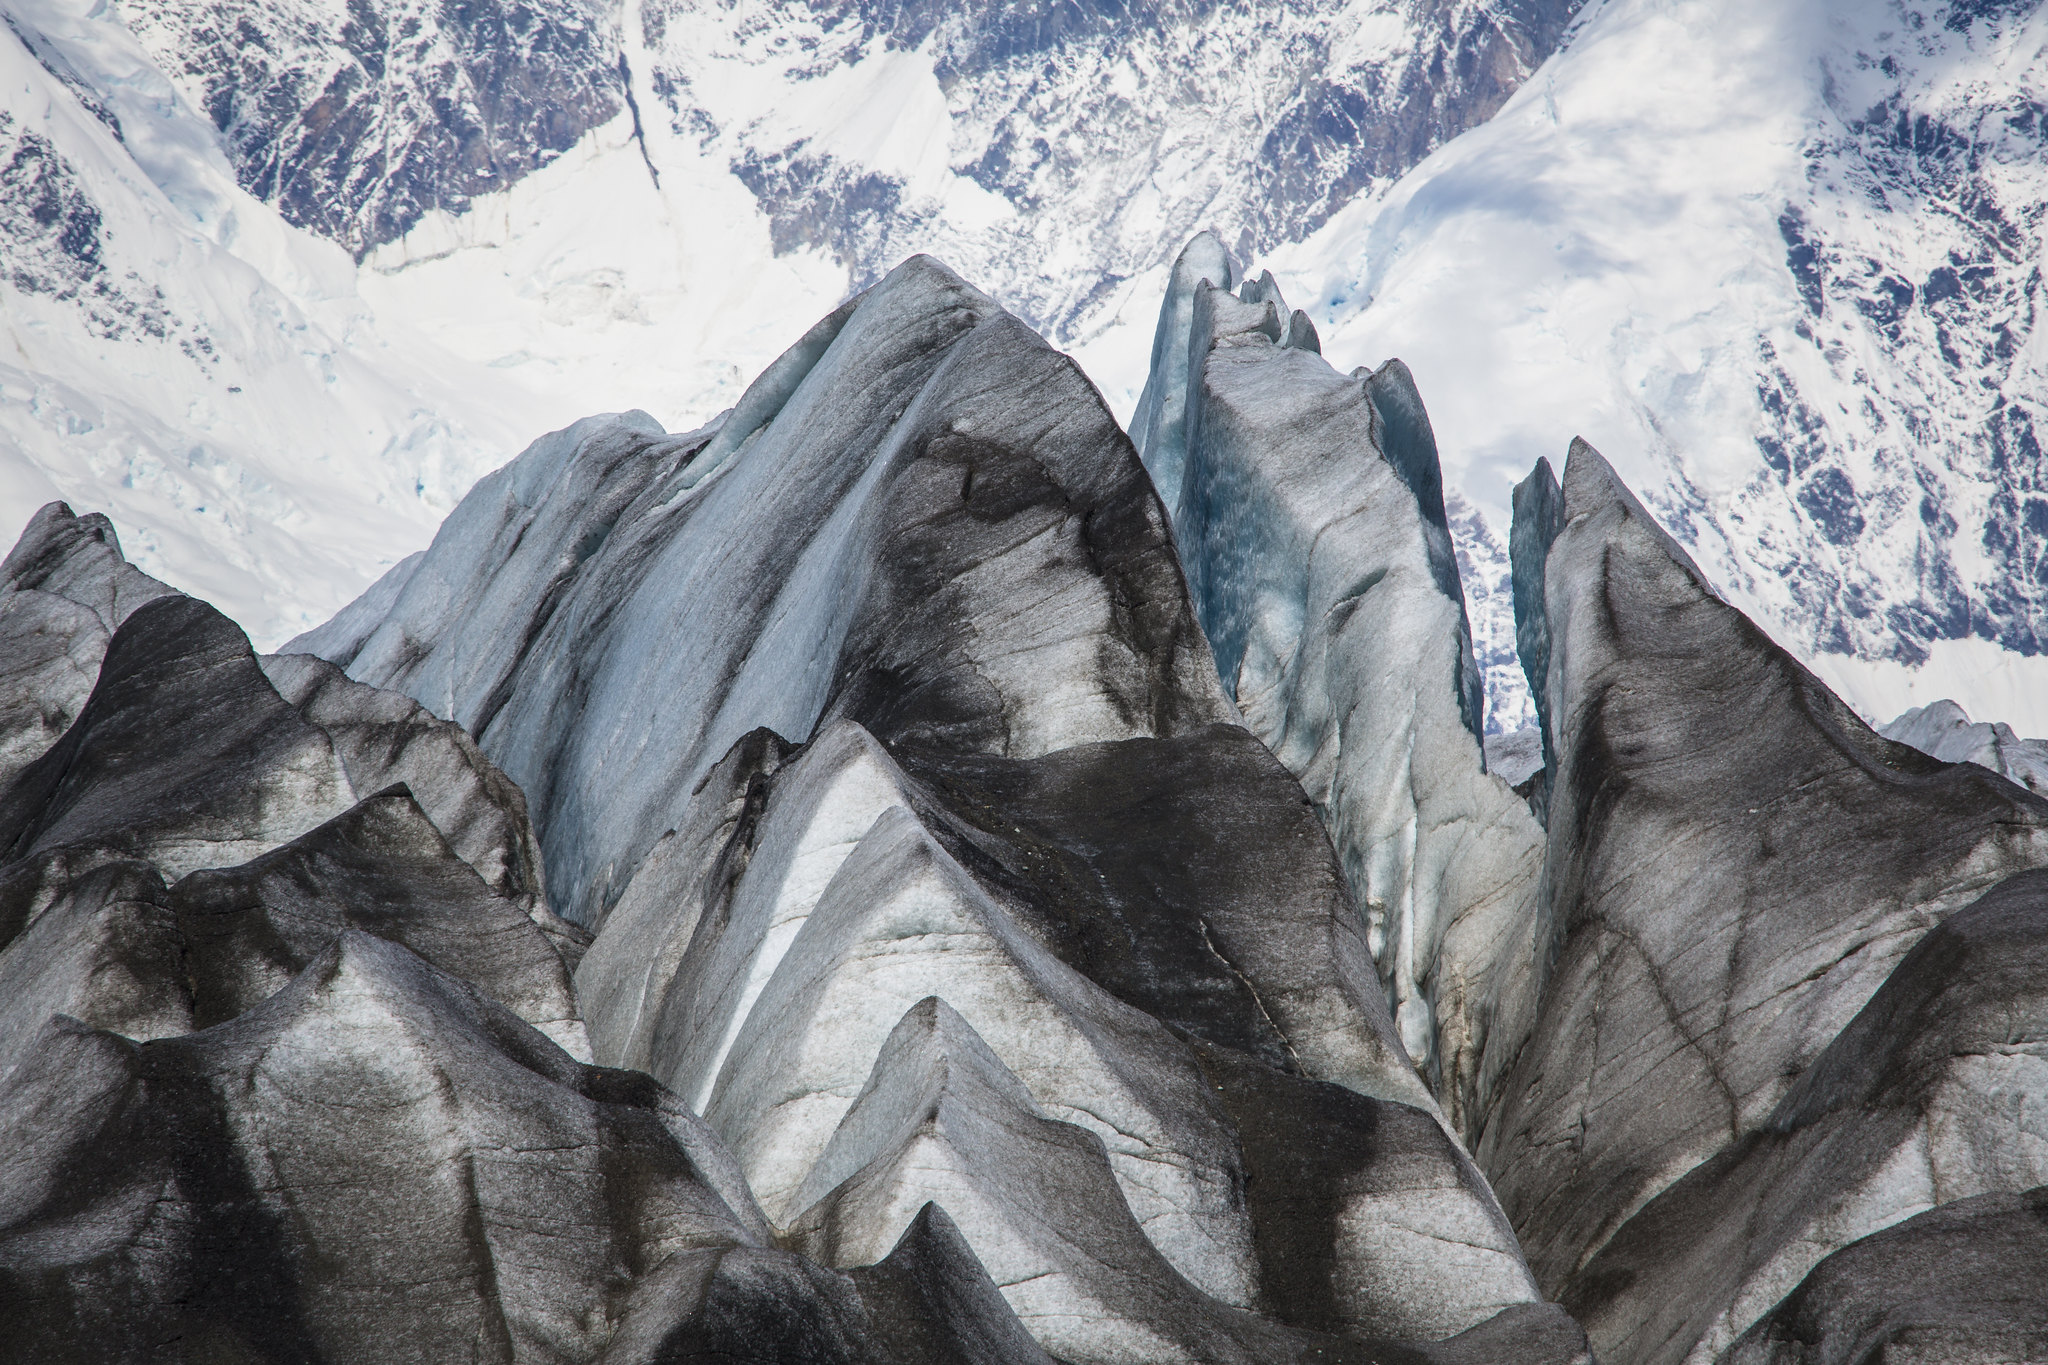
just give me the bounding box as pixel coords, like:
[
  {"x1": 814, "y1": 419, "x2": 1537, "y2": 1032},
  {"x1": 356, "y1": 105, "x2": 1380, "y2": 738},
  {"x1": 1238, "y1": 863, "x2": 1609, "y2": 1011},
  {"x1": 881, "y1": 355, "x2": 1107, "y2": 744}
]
[
  {"x1": 1275, "y1": 0, "x2": 2048, "y2": 732},
  {"x1": 0, "y1": 0, "x2": 551, "y2": 644},
  {"x1": 5, "y1": 0, "x2": 2044, "y2": 739}
]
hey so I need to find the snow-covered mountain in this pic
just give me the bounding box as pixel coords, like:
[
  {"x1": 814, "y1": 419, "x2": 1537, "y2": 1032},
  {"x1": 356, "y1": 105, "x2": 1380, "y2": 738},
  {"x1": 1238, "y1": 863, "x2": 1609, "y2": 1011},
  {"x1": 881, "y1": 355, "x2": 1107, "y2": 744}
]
[
  {"x1": 0, "y1": 0, "x2": 1578, "y2": 644},
  {"x1": 1271, "y1": 0, "x2": 2048, "y2": 732},
  {"x1": 0, "y1": 0, "x2": 555, "y2": 644},
  {"x1": 3, "y1": 0, "x2": 2045, "y2": 737},
  {"x1": 631, "y1": 0, "x2": 1579, "y2": 335}
]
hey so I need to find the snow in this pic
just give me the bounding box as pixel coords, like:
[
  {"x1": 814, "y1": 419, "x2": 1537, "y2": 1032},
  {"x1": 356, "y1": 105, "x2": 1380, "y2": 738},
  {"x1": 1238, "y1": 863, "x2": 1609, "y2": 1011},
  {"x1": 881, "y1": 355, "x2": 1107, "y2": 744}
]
[
  {"x1": 5, "y1": 0, "x2": 2043, "y2": 747},
  {"x1": 0, "y1": 11, "x2": 553, "y2": 646},
  {"x1": 0, "y1": 0, "x2": 854, "y2": 649},
  {"x1": 1816, "y1": 636, "x2": 2048, "y2": 741},
  {"x1": 1257, "y1": 0, "x2": 2048, "y2": 736},
  {"x1": 357, "y1": 104, "x2": 845, "y2": 439}
]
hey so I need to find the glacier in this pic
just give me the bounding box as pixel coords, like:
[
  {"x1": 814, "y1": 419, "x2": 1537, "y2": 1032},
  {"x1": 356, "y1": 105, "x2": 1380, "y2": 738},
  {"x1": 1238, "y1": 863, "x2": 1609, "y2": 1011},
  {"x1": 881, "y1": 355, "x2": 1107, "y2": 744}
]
[
  {"x1": 0, "y1": 261, "x2": 1595, "y2": 1362},
  {"x1": 5, "y1": 250, "x2": 2048, "y2": 1360},
  {"x1": 5, "y1": 0, "x2": 2045, "y2": 743},
  {"x1": 1130, "y1": 235, "x2": 1547, "y2": 1139}
]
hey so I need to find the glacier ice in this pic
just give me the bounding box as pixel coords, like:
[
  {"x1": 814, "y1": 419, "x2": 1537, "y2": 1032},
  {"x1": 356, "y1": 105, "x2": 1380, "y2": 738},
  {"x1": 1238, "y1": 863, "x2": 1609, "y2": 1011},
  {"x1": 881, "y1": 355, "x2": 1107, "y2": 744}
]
[
  {"x1": 18, "y1": 240, "x2": 2048, "y2": 1360},
  {"x1": 0, "y1": 932, "x2": 763, "y2": 1360},
  {"x1": 0, "y1": 503, "x2": 1061, "y2": 1363},
  {"x1": 0, "y1": 503, "x2": 176, "y2": 791},
  {"x1": 1564, "y1": 867, "x2": 2048, "y2": 1365},
  {"x1": 1132, "y1": 234, "x2": 1549, "y2": 1139},
  {"x1": 291, "y1": 256, "x2": 1564, "y2": 1360},
  {"x1": 1880, "y1": 698, "x2": 2048, "y2": 798},
  {"x1": 1484, "y1": 436, "x2": 2048, "y2": 1360},
  {"x1": 1722, "y1": 1187, "x2": 2048, "y2": 1365}
]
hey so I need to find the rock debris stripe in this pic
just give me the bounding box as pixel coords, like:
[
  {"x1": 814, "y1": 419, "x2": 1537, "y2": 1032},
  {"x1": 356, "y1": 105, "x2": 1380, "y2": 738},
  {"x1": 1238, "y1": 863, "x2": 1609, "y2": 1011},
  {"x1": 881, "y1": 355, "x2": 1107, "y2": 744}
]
[
  {"x1": 1563, "y1": 866, "x2": 2048, "y2": 1365},
  {"x1": 291, "y1": 255, "x2": 1583, "y2": 1360},
  {"x1": 1138, "y1": 234, "x2": 2048, "y2": 1358}
]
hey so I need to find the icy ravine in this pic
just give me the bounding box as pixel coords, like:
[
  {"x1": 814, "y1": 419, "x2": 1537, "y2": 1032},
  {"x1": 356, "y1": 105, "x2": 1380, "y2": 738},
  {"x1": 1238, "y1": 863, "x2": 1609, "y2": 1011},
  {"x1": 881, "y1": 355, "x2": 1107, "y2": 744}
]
[{"x1": 1276, "y1": 0, "x2": 2048, "y2": 734}]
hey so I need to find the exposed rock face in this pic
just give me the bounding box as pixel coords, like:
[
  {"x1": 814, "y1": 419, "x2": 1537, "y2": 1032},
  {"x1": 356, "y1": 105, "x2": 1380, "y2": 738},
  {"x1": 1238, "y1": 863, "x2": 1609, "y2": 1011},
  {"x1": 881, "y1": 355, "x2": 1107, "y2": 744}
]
[
  {"x1": 1486, "y1": 437, "x2": 2048, "y2": 1360},
  {"x1": 293, "y1": 256, "x2": 1563, "y2": 1361},
  {"x1": 125, "y1": 0, "x2": 625, "y2": 257},
  {"x1": 1131, "y1": 234, "x2": 1547, "y2": 1140}
]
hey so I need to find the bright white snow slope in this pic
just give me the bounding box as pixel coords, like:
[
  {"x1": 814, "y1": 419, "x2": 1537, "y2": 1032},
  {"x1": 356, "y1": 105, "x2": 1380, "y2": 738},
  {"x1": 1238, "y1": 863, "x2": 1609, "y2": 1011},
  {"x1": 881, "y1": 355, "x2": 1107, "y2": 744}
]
[
  {"x1": 0, "y1": 0, "x2": 565, "y2": 644},
  {"x1": 1268, "y1": 0, "x2": 2048, "y2": 733},
  {"x1": 0, "y1": 0, "x2": 841, "y2": 645}
]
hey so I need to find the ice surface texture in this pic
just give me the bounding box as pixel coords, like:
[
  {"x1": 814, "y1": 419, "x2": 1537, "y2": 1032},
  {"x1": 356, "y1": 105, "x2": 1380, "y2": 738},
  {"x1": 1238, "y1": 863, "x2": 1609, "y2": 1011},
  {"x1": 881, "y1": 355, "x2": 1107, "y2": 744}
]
[
  {"x1": 10, "y1": 248, "x2": 2048, "y2": 1361},
  {"x1": 1134, "y1": 232, "x2": 2048, "y2": 1360},
  {"x1": 286, "y1": 256, "x2": 1559, "y2": 1361},
  {"x1": 1486, "y1": 437, "x2": 2048, "y2": 1362},
  {"x1": 0, "y1": 495, "x2": 1066, "y2": 1363},
  {"x1": 1134, "y1": 234, "x2": 1548, "y2": 1141}
]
